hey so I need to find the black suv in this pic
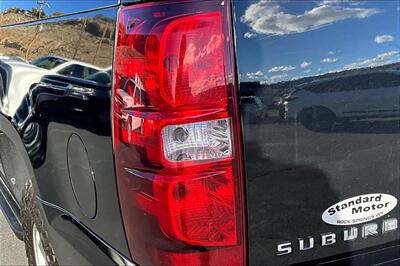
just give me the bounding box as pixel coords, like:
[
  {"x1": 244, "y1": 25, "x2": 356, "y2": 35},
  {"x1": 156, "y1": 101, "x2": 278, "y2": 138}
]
[{"x1": 0, "y1": 1, "x2": 399, "y2": 265}]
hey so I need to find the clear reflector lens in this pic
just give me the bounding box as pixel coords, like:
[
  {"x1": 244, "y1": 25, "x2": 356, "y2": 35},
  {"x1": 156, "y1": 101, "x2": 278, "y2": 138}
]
[{"x1": 162, "y1": 118, "x2": 232, "y2": 162}]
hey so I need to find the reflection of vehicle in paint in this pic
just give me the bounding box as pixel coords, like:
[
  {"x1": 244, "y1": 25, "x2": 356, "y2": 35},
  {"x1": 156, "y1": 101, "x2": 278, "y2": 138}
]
[
  {"x1": 85, "y1": 68, "x2": 112, "y2": 85},
  {"x1": 0, "y1": 56, "x2": 106, "y2": 116},
  {"x1": 241, "y1": 95, "x2": 268, "y2": 121},
  {"x1": 0, "y1": 55, "x2": 26, "y2": 62},
  {"x1": 14, "y1": 72, "x2": 112, "y2": 167},
  {"x1": 281, "y1": 71, "x2": 400, "y2": 130}
]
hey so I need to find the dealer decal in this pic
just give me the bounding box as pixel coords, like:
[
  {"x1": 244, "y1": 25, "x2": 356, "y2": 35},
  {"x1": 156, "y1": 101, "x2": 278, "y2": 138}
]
[
  {"x1": 322, "y1": 193, "x2": 397, "y2": 226},
  {"x1": 276, "y1": 193, "x2": 398, "y2": 256}
]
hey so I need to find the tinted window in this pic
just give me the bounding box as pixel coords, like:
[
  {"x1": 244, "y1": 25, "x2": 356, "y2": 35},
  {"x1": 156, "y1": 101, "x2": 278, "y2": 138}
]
[
  {"x1": 30, "y1": 57, "x2": 67, "y2": 70},
  {"x1": 301, "y1": 78, "x2": 348, "y2": 93},
  {"x1": 58, "y1": 64, "x2": 99, "y2": 79},
  {"x1": 86, "y1": 71, "x2": 111, "y2": 85},
  {"x1": 367, "y1": 73, "x2": 400, "y2": 89}
]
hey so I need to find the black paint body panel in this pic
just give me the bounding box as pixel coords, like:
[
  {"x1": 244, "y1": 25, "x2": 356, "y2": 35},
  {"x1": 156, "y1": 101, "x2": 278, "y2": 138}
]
[
  {"x1": 232, "y1": 0, "x2": 400, "y2": 265},
  {"x1": 0, "y1": 2, "x2": 131, "y2": 264},
  {"x1": 0, "y1": 0, "x2": 400, "y2": 265}
]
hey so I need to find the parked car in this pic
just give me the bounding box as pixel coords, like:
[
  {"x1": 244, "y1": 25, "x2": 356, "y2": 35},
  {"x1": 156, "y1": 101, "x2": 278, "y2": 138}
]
[
  {"x1": 0, "y1": 56, "x2": 105, "y2": 116},
  {"x1": 281, "y1": 71, "x2": 400, "y2": 130},
  {"x1": 0, "y1": 55, "x2": 26, "y2": 62},
  {"x1": 0, "y1": 1, "x2": 399, "y2": 266}
]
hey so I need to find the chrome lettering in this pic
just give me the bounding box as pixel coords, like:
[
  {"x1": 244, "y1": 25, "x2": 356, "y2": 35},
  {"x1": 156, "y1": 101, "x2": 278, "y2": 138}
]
[
  {"x1": 362, "y1": 223, "x2": 378, "y2": 238},
  {"x1": 343, "y1": 227, "x2": 358, "y2": 241},
  {"x1": 276, "y1": 241, "x2": 292, "y2": 256},
  {"x1": 321, "y1": 233, "x2": 336, "y2": 246},
  {"x1": 299, "y1": 236, "x2": 314, "y2": 250}
]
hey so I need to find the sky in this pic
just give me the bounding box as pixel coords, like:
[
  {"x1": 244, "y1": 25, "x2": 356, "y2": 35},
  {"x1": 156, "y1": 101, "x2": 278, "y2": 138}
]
[{"x1": 233, "y1": 0, "x2": 400, "y2": 84}]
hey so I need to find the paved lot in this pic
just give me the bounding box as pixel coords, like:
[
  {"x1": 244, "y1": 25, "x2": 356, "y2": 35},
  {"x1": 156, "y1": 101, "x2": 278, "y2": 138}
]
[{"x1": 0, "y1": 210, "x2": 27, "y2": 266}]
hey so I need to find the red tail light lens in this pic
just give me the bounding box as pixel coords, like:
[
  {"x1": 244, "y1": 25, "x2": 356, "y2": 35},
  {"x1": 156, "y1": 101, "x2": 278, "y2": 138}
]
[
  {"x1": 154, "y1": 168, "x2": 237, "y2": 246},
  {"x1": 113, "y1": 1, "x2": 245, "y2": 265},
  {"x1": 159, "y1": 12, "x2": 227, "y2": 107}
]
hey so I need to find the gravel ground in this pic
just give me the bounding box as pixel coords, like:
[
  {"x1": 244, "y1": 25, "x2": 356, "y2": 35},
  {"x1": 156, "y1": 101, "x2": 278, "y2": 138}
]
[{"x1": 0, "y1": 210, "x2": 27, "y2": 266}]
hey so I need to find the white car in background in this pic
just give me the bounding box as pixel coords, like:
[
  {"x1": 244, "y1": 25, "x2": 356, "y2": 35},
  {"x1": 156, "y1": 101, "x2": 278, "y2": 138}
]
[
  {"x1": 282, "y1": 71, "x2": 400, "y2": 130},
  {"x1": 0, "y1": 56, "x2": 26, "y2": 62},
  {"x1": 0, "y1": 56, "x2": 105, "y2": 116}
]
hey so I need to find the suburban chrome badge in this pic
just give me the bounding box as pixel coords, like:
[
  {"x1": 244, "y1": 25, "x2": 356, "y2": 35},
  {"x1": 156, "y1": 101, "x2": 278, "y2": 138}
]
[
  {"x1": 276, "y1": 194, "x2": 398, "y2": 256},
  {"x1": 276, "y1": 218, "x2": 398, "y2": 256}
]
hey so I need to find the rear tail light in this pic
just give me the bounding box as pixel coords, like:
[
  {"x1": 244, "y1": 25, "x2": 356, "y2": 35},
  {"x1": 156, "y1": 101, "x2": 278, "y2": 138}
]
[{"x1": 113, "y1": 1, "x2": 246, "y2": 265}]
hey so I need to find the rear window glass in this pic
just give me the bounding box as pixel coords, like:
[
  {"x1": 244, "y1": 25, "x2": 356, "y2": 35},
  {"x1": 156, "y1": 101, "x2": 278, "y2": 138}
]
[{"x1": 30, "y1": 57, "x2": 67, "y2": 70}]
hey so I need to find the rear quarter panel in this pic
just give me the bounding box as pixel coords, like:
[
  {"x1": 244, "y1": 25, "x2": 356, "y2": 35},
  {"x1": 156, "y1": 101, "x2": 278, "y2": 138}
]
[{"x1": 0, "y1": 1, "x2": 131, "y2": 263}]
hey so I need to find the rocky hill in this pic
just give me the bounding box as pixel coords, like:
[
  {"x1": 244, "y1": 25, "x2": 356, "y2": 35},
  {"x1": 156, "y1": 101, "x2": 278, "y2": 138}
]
[{"x1": 0, "y1": 10, "x2": 114, "y2": 68}]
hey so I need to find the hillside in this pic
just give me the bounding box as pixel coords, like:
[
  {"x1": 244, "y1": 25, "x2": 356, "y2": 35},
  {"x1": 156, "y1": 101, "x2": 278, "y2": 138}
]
[{"x1": 0, "y1": 10, "x2": 114, "y2": 68}]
